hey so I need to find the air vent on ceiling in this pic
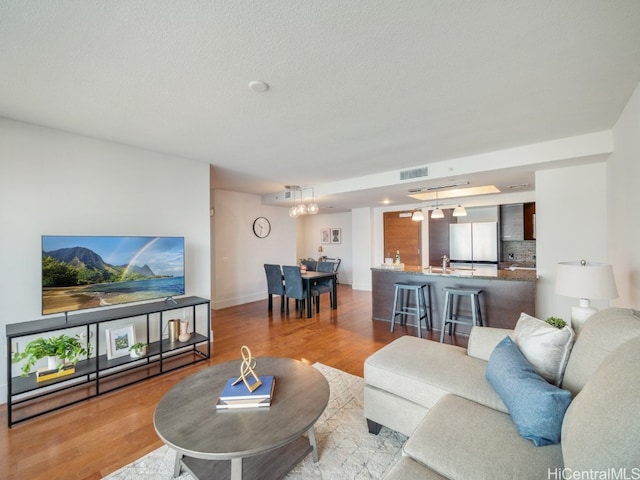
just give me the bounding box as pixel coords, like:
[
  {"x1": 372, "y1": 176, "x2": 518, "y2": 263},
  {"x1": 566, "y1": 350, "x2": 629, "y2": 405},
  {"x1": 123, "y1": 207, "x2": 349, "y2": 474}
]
[
  {"x1": 284, "y1": 191, "x2": 292, "y2": 199},
  {"x1": 400, "y1": 167, "x2": 429, "y2": 180}
]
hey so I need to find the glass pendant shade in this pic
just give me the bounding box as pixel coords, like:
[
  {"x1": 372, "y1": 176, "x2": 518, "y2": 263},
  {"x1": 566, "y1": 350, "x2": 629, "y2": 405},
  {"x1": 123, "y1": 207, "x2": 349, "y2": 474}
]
[
  {"x1": 289, "y1": 206, "x2": 299, "y2": 218},
  {"x1": 453, "y1": 205, "x2": 467, "y2": 217},
  {"x1": 412, "y1": 210, "x2": 424, "y2": 221},
  {"x1": 297, "y1": 203, "x2": 308, "y2": 215},
  {"x1": 307, "y1": 202, "x2": 319, "y2": 214},
  {"x1": 431, "y1": 208, "x2": 444, "y2": 219}
]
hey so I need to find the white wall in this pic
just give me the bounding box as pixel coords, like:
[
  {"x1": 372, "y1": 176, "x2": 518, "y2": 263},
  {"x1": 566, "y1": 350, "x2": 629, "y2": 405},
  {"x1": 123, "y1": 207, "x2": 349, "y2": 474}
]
[
  {"x1": 534, "y1": 163, "x2": 610, "y2": 320},
  {"x1": 610, "y1": 83, "x2": 640, "y2": 307},
  {"x1": 297, "y1": 212, "x2": 353, "y2": 285},
  {"x1": 0, "y1": 119, "x2": 211, "y2": 403},
  {"x1": 211, "y1": 189, "x2": 296, "y2": 309}
]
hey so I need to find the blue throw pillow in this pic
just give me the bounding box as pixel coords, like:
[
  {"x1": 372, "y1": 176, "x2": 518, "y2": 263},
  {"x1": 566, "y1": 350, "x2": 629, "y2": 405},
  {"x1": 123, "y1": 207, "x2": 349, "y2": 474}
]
[{"x1": 486, "y1": 336, "x2": 572, "y2": 446}]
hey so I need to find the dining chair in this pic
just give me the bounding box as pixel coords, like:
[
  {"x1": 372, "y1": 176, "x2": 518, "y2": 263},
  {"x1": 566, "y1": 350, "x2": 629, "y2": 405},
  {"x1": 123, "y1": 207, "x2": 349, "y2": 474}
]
[
  {"x1": 322, "y1": 257, "x2": 341, "y2": 283},
  {"x1": 315, "y1": 261, "x2": 335, "y2": 308},
  {"x1": 264, "y1": 264, "x2": 286, "y2": 312},
  {"x1": 283, "y1": 265, "x2": 307, "y2": 317},
  {"x1": 301, "y1": 259, "x2": 317, "y2": 271}
]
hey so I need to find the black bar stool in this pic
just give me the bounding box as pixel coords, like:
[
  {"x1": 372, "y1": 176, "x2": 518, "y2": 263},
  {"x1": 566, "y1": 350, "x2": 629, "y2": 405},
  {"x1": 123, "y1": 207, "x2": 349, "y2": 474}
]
[
  {"x1": 440, "y1": 287, "x2": 483, "y2": 343},
  {"x1": 390, "y1": 282, "x2": 432, "y2": 338}
]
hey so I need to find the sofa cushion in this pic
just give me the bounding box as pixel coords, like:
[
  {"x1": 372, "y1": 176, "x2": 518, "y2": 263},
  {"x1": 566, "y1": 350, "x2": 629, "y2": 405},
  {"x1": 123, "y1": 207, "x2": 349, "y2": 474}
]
[
  {"x1": 512, "y1": 312, "x2": 575, "y2": 385},
  {"x1": 404, "y1": 394, "x2": 563, "y2": 480},
  {"x1": 486, "y1": 337, "x2": 572, "y2": 446},
  {"x1": 562, "y1": 335, "x2": 640, "y2": 470},
  {"x1": 364, "y1": 335, "x2": 507, "y2": 413},
  {"x1": 562, "y1": 308, "x2": 640, "y2": 396}
]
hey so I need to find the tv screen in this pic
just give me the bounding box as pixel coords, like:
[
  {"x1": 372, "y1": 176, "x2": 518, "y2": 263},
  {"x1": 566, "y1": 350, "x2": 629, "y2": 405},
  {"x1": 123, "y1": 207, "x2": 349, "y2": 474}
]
[{"x1": 42, "y1": 235, "x2": 185, "y2": 315}]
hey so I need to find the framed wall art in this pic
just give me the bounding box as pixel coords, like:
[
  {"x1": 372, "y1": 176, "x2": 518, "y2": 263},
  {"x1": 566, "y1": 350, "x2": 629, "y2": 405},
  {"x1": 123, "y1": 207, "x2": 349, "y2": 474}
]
[
  {"x1": 331, "y1": 228, "x2": 342, "y2": 244},
  {"x1": 105, "y1": 324, "x2": 136, "y2": 360},
  {"x1": 321, "y1": 228, "x2": 331, "y2": 244}
]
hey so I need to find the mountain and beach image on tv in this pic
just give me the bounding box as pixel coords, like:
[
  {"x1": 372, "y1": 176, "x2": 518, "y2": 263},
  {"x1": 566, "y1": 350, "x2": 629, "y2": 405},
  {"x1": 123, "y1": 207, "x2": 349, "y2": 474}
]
[{"x1": 41, "y1": 236, "x2": 185, "y2": 315}]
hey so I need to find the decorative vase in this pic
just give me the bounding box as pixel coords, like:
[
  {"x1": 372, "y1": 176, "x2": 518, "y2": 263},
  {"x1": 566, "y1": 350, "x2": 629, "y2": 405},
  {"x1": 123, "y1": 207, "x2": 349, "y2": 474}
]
[{"x1": 179, "y1": 320, "x2": 191, "y2": 342}]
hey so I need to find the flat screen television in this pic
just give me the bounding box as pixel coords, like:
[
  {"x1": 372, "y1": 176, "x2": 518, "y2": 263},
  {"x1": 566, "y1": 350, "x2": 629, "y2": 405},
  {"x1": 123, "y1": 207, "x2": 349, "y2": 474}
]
[{"x1": 42, "y1": 235, "x2": 185, "y2": 315}]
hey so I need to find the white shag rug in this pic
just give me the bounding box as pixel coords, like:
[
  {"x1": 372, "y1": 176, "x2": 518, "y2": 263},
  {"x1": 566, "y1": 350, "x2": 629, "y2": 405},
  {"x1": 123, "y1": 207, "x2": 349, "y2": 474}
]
[{"x1": 104, "y1": 363, "x2": 407, "y2": 480}]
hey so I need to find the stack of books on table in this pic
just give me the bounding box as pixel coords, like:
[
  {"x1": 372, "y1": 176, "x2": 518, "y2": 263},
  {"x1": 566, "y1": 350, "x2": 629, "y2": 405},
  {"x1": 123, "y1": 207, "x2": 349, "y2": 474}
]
[
  {"x1": 36, "y1": 363, "x2": 75, "y2": 382},
  {"x1": 216, "y1": 375, "x2": 275, "y2": 410}
]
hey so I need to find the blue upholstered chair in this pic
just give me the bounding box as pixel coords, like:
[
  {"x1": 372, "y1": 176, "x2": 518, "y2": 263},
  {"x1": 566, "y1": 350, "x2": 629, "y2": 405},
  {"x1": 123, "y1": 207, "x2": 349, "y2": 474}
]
[
  {"x1": 283, "y1": 265, "x2": 307, "y2": 317},
  {"x1": 301, "y1": 259, "x2": 317, "y2": 271},
  {"x1": 283, "y1": 265, "x2": 331, "y2": 316},
  {"x1": 264, "y1": 264, "x2": 285, "y2": 312},
  {"x1": 315, "y1": 261, "x2": 335, "y2": 309}
]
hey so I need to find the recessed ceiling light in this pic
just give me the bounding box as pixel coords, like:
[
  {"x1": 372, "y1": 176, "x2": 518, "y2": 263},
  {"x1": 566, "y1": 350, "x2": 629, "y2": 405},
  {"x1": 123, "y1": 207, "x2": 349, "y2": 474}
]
[{"x1": 248, "y1": 80, "x2": 269, "y2": 92}]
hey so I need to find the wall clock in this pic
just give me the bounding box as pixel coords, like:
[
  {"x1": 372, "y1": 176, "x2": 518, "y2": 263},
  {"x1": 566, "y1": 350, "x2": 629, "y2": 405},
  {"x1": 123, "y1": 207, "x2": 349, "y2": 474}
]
[{"x1": 253, "y1": 216, "x2": 271, "y2": 238}]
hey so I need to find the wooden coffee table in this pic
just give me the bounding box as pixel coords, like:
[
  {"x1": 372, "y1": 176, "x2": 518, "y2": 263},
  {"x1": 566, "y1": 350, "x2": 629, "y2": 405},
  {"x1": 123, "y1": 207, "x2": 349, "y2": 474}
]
[{"x1": 153, "y1": 357, "x2": 330, "y2": 480}]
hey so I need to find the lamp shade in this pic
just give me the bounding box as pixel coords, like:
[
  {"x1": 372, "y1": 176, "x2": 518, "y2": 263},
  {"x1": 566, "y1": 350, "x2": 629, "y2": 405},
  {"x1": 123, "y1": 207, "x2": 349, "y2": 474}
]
[
  {"x1": 555, "y1": 261, "x2": 618, "y2": 300},
  {"x1": 412, "y1": 210, "x2": 424, "y2": 221},
  {"x1": 452, "y1": 205, "x2": 467, "y2": 217},
  {"x1": 431, "y1": 207, "x2": 444, "y2": 219}
]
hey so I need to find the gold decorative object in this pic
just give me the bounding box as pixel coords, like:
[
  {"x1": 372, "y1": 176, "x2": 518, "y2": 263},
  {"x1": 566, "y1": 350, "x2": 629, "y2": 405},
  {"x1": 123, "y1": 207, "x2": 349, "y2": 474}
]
[{"x1": 231, "y1": 345, "x2": 263, "y2": 392}]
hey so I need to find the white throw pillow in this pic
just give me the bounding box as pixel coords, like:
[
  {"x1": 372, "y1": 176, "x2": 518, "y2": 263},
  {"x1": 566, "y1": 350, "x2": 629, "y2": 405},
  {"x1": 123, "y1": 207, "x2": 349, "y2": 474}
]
[{"x1": 511, "y1": 313, "x2": 575, "y2": 386}]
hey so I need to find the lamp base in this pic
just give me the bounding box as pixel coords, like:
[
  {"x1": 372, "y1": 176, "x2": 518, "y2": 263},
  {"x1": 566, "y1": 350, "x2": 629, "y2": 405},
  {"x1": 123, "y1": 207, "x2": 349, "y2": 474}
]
[{"x1": 570, "y1": 299, "x2": 598, "y2": 334}]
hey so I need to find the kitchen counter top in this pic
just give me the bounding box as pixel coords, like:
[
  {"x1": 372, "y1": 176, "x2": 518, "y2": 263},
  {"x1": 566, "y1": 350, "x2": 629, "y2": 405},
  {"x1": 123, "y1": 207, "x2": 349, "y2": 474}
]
[
  {"x1": 371, "y1": 267, "x2": 537, "y2": 332},
  {"x1": 371, "y1": 265, "x2": 537, "y2": 282}
]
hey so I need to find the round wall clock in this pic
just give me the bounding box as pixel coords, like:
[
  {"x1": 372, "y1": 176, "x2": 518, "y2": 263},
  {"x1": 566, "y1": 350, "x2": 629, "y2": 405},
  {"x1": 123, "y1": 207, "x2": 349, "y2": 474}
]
[{"x1": 253, "y1": 216, "x2": 271, "y2": 238}]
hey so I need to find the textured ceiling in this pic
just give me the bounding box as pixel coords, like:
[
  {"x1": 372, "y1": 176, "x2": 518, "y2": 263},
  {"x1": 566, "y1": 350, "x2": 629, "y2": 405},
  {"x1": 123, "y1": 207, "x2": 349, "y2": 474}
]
[{"x1": 1, "y1": 1, "x2": 640, "y2": 210}]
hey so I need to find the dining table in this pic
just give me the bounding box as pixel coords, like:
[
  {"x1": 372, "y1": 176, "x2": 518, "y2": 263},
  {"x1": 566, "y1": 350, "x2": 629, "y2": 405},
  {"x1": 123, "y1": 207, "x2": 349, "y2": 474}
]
[{"x1": 300, "y1": 271, "x2": 338, "y2": 318}]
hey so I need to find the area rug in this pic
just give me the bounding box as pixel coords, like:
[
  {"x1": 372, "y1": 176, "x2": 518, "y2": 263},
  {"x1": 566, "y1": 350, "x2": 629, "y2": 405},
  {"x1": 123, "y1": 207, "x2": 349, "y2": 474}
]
[{"x1": 103, "y1": 363, "x2": 407, "y2": 480}]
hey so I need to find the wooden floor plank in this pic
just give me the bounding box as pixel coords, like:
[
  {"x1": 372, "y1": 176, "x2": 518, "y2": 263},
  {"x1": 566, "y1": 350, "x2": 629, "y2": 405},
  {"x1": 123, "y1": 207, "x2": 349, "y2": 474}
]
[{"x1": 1, "y1": 285, "x2": 466, "y2": 480}]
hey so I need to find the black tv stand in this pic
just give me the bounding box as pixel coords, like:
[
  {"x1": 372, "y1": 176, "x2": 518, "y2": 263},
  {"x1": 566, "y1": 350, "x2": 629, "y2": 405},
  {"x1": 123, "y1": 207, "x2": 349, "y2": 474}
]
[{"x1": 5, "y1": 296, "x2": 211, "y2": 427}]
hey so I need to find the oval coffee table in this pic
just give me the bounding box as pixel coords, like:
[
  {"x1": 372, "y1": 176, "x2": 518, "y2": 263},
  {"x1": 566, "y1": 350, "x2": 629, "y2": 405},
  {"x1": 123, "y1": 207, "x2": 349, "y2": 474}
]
[{"x1": 154, "y1": 357, "x2": 330, "y2": 480}]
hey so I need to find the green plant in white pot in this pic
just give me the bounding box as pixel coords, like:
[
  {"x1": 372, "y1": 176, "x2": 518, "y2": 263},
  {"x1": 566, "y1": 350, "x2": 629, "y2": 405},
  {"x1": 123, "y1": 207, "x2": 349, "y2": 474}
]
[
  {"x1": 545, "y1": 316, "x2": 567, "y2": 329},
  {"x1": 12, "y1": 333, "x2": 92, "y2": 377},
  {"x1": 129, "y1": 342, "x2": 148, "y2": 358}
]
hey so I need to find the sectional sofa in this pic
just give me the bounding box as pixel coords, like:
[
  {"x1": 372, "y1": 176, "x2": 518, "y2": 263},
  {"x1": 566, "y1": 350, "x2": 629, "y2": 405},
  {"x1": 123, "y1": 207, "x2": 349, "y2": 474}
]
[{"x1": 364, "y1": 308, "x2": 640, "y2": 479}]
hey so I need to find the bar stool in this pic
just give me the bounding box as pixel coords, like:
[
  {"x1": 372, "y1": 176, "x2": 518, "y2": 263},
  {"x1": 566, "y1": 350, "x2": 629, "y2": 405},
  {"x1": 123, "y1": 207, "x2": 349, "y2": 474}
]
[
  {"x1": 440, "y1": 287, "x2": 483, "y2": 343},
  {"x1": 390, "y1": 282, "x2": 432, "y2": 338}
]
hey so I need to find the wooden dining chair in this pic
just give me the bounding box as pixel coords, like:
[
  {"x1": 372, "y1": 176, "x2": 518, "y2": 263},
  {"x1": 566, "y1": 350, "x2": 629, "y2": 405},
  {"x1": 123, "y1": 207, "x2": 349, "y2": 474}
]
[{"x1": 264, "y1": 264, "x2": 286, "y2": 312}]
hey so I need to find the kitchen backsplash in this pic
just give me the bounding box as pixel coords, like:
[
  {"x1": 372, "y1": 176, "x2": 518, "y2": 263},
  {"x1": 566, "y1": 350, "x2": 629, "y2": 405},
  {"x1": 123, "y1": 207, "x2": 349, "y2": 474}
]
[{"x1": 501, "y1": 240, "x2": 536, "y2": 265}]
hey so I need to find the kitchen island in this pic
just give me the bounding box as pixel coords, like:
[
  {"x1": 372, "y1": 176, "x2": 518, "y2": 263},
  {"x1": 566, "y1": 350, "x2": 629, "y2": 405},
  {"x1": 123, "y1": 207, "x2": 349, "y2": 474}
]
[{"x1": 372, "y1": 266, "x2": 536, "y2": 335}]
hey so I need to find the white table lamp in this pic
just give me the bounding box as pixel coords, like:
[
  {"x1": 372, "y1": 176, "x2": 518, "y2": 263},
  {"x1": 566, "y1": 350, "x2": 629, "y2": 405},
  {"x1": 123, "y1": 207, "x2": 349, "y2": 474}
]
[{"x1": 555, "y1": 260, "x2": 618, "y2": 332}]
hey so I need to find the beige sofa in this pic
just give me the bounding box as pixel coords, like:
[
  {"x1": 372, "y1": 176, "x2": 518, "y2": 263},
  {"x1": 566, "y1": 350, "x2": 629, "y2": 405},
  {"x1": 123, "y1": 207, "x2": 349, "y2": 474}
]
[{"x1": 364, "y1": 308, "x2": 640, "y2": 479}]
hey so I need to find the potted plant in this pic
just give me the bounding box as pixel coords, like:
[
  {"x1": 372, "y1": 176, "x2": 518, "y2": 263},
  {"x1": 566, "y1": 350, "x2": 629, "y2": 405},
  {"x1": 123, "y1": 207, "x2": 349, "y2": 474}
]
[
  {"x1": 12, "y1": 333, "x2": 92, "y2": 377},
  {"x1": 545, "y1": 316, "x2": 567, "y2": 329},
  {"x1": 129, "y1": 342, "x2": 148, "y2": 358}
]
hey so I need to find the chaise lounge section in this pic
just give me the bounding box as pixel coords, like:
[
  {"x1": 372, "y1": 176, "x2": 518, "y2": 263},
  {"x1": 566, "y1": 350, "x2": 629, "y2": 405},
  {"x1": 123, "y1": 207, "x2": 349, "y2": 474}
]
[{"x1": 364, "y1": 308, "x2": 640, "y2": 479}]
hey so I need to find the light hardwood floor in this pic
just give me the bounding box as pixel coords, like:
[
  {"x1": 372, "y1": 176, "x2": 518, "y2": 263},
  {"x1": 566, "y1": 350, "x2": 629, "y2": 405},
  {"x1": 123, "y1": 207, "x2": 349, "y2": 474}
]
[{"x1": 1, "y1": 285, "x2": 467, "y2": 480}]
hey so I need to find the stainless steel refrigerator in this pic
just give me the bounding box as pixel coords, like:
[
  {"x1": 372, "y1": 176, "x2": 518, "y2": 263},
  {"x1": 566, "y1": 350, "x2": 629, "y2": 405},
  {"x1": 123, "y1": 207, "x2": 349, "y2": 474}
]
[{"x1": 449, "y1": 222, "x2": 498, "y2": 263}]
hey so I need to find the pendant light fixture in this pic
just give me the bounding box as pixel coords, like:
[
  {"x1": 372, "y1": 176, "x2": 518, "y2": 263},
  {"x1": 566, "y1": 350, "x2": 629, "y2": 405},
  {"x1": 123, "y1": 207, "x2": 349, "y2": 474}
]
[
  {"x1": 452, "y1": 205, "x2": 467, "y2": 217},
  {"x1": 431, "y1": 191, "x2": 444, "y2": 219},
  {"x1": 288, "y1": 187, "x2": 299, "y2": 218},
  {"x1": 307, "y1": 188, "x2": 319, "y2": 214},
  {"x1": 286, "y1": 185, "x2": 319, "y2": 217},
  {"x1": 411, "y1": 209, "x2": 424, "y2": 221}
]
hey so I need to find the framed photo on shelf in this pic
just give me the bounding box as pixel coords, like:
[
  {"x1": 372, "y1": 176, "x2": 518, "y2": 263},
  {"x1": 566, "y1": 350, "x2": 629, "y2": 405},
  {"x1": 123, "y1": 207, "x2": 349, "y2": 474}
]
[
  {"x1": 331, "y1": 228, "x2": 342, "y2": 244},
  {"x1": 321, "y1": 228, "x2": 331, "y2": 244},
  {"x1": 105, "y1": 324, "x2": 136, "y2": 360}
]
